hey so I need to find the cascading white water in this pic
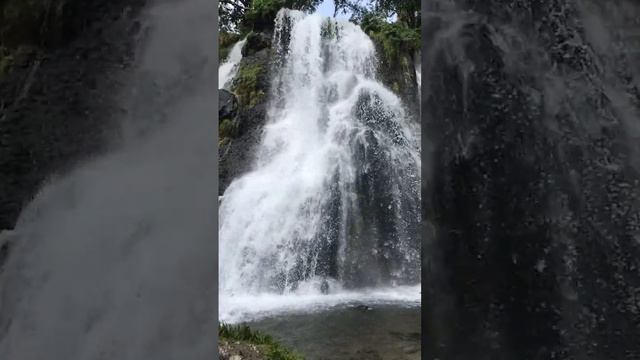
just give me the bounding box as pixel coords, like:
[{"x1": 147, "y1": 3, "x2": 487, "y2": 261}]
[
  {"x1": 415, "y1": 52, "x2": 422, "y2": 97},
  {"x1": 219, "y1": 9, "x2": 420, "y2": 323},
  {"x1": 218, "y1": 38, "x2": 246, "y2": 89}
]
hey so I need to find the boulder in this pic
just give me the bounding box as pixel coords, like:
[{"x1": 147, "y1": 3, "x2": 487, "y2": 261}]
[
  {"x1": 218, "y1": 89, "x2": 238, "y2": 122},
  {"x1": 242, "y1": 32, "x2": 271, "y2": 57}
]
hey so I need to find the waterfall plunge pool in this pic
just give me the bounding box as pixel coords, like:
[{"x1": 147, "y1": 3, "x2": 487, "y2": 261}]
[
  {"x1": 220, "y1": 285, "x2": 420, "y2": 359},
  {"x1": 246, "y1": 304, "x2": 420, "y2": 360}
]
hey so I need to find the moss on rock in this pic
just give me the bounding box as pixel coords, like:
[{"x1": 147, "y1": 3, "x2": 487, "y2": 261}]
[
  {"x1": 242, "y1": 31, "x2": 271, "y2": 57},
  {"x1": 219, "y1": 118, "x2": 235, "y2": 139},
  {"x1": 218, "y1": 136, "x2": 231, "y2": 148},
  {"x1": 231, "y1": 62, "x2": 266, "y2": 108}
]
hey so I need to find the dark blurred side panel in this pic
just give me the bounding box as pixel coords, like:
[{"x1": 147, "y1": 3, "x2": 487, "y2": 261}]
[{"x1": 422, "y1": 1, "x2": 640, "y2": 359}]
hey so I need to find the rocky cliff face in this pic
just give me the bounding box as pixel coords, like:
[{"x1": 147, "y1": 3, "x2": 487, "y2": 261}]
[
  {"x1": 218, "y1": 32, "x2": 273, "y2": 195},
  {"x1": 423, "y1": 1, "x2": 640, "y2": 359}
]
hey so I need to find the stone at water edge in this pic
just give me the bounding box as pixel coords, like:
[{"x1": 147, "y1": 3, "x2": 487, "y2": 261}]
[
  {"x1": 350, "y1": 304, "x2": 373, "y2": 311},
  {"x1": 320, "y1": 279, "x2": 329, "y2": 294}
]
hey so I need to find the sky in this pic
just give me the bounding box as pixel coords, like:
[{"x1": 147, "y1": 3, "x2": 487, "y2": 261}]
[
  {"x1": 315, "y1": 0, "x2": 352, "y2": 20},
  {"x1": 315, "y1": 0, "x2": 396, "y2": 23}
]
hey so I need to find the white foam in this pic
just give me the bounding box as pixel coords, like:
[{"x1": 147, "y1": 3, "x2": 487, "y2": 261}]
[{"x1": 220, "y1": 284, "x2": 421, "y2": 324}]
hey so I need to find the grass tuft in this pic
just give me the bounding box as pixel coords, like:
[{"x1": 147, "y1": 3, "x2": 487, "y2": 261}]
[{"x1": 219, "y1": 322, "x2": 304, "y2": 360}]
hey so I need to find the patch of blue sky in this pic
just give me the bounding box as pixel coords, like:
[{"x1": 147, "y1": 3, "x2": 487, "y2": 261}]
[
  {"x1": 314, "y1": 0, "x2": 352, "y2": 19},
  {"x1": 315, "y1": 0, "x2": 397, "y2": 23}
]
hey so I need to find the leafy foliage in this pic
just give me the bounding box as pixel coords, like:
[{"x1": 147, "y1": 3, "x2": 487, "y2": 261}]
[
  {"x1": 219, "y1": 0, "x2": 249, "y2": 33},
  {"x1": 219, "y1": 323, "x2": 304, "y2": 360},
  {"x1": 361, "y1": 13, "x2": 419, "y2": 63},
  {"x1": 335, "y1": 0, "x2": 420, "y2": 27},
  {"x1": 219, "y1": 0, "x2": 420, "y2": 36},
  {"x1": 248, "y1": 0, "x2": 319, "y2": 23},
  {"x1": 373, "y1": 0, "x2": 420, "y2": 27},
  {"x1": 220, "y1": 0, "x2": 321, "y2": 33}
]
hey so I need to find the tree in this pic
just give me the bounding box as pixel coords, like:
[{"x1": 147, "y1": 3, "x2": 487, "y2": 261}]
[
  {"x1": 218, "y1": 0, "x2": 419, "y2": 34},
  {"x1": 219, "y1": 0, "x2": 322, "y2": 33},
  {"x1": 219, "y1": 0, "x2": 251, "y2": 33}
]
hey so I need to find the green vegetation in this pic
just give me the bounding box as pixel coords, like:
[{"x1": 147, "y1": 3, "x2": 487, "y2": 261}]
[
  {"x1": 219, "y1": 118, "x2": 235, "y2": 139},
  {"x1": 361, "y1": 14, "x2": 419, "y2": 64},
  {"x1": 219, "y1": 0, "x2": 321, "y2": 33},
  {"x1": 219, "y1": 0, "x2": 421, "y2": 51},
  {"x1": 231, "y1": 63, "x2": 266, "y2": 107},
  {"x1": 246, "y1": 0, "x2": 321, "y2": 31},
  {"x1": 219, "y1": 323, "x2": 304, "y2": 360},
  {"x1": 245, "y1": 0, "x2": 285, "y2": 28},
  {"x1": 219, "y1": 136, "x2": 231, "y2": 148}
]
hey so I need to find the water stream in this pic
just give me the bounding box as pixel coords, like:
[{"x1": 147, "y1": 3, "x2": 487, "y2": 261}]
[{"x1": 219, "y1": 38, "x2": 246, "y2": 89}]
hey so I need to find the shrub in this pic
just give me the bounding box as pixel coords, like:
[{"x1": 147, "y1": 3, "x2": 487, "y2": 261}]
[
  {"x1": 244, "y1": 0, "x2": 320, "y2": 31},
  {"x1": 219, "y1": 323, "x2": 304, "y2": 360},
  {"x1": 361, "y1": 14, "x2": 419, "y2": 64}
]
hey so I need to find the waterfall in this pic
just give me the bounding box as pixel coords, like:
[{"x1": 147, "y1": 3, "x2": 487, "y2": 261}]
[
  {"x1": 415, "y1": 52, "x2": 421, "y2": 102},
  {"x1": 219, "y1": 9, "x2": 421, "y2": 323},
  {"x1": 0, "y1": 1, "x2": 217, "y2": 358},
  {"x1": 218, "y1": 38, "x2": 246, "y2": 89}
]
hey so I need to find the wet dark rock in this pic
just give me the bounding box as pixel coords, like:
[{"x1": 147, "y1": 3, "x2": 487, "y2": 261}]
[
  {"x1": 219, "y1": 89, "x2": 238, "y2": 122},
  {"x1": 219, "y1": 42, "x2": 272, "y2": 196},
  {"x1": 242, "y1": 32, "x2": 271, "y2": 58},
  {"x1": 0, "y1": 230, "x2": 16, "y2": 271},
  {"x1": 351, "y1": 304, "x2": 373, "y2": 311},
  {"x1": 320, "y1": 279, "x2": 329, "y2": 294},
  {"x1": 375, "y1": 46, "x2": 420, "y2": 121}
]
